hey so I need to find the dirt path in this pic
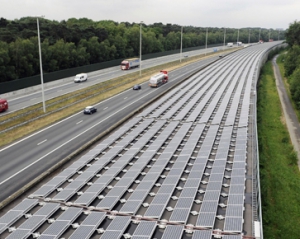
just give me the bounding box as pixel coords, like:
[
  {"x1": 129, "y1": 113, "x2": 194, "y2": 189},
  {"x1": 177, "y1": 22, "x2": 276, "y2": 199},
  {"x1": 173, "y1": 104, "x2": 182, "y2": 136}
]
[{"x1": 272, "y1": 55, "x2": 300, "y2": 170}]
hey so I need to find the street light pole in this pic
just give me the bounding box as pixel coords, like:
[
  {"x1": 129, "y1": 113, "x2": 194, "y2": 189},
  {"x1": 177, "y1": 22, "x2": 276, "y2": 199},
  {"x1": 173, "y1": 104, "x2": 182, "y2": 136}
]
[
  {"x1": 223, "y1": 27, "x2": 226, "y2": 49},
  {"x1": 258, "y1": 28, "x2": 261, "y2": 42},
  {"x1": 37, "y1": 16, "x2": 46, "y2": 113},
  {"x1": 180, "y1": 26, "x2": 183, "y2": 62},
  {"x1": 237, "y1": 28, "x2": 239, "y2": 44},
  {"x1": 205, "y1": 28, "x2": 208, "y2": 56},
  {"x1": 248, "y1": 28, "x2": 251, "y2": 44},
  {"x1": 139, "y1": 21, "x2": 143, "y2": 76}
]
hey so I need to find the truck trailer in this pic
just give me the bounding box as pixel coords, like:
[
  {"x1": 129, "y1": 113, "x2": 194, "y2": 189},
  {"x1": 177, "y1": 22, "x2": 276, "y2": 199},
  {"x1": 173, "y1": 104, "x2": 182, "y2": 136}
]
[
  {"x1": 0, "y1": 98, "x2": 8, "y2": 112},
  {"x1": 120, "y1": 58, "x2": 140, "y2": 70},
  {"x1": 149, "y1": 70, "x2": 168, "y2": 87}
]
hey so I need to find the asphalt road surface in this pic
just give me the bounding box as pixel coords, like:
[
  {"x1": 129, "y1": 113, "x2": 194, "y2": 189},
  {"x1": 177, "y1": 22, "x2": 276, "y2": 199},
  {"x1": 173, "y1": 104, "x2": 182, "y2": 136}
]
[{"x1": 0, "y1": 56, "x2": 218, "y2": 203}]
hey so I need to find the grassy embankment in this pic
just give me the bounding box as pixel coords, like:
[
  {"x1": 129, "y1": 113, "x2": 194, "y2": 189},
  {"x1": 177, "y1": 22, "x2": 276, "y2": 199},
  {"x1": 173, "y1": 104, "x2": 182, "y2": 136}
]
[
  {"x1": 0, "y1": 48, "x2": 236, "y2": 148},
  {"x1": 257, "y1": 60, "x2": 300, "y2": 238}
]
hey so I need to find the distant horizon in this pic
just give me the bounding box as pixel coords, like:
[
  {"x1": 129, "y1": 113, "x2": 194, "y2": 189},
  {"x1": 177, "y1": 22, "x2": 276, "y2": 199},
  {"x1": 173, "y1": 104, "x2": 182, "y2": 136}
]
[
  {"x1": 1, "y1": 0, "x2": 295, "y2": 30},
  {"x1": 1, "y1": 16, "x2": 288, "y2": 31}
]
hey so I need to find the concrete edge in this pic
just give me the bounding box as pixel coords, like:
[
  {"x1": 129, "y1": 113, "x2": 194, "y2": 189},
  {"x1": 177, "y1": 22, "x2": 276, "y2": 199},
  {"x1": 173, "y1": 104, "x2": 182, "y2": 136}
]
[{"x1": 0, "y1": 56, "x2": 220, "y2": 210}]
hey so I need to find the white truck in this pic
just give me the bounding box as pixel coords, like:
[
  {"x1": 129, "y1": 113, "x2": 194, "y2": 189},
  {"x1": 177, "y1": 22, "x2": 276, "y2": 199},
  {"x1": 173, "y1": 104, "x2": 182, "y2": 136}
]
[
  {"x1": 120, "y1": 58, "x2": 140, "y2": 70},
  {"x1": 149, "y1": 70, "x2": 168, "y2": 87},
  {"x1": 227, "y1": 42, "x2": 233, "y2": 47}
]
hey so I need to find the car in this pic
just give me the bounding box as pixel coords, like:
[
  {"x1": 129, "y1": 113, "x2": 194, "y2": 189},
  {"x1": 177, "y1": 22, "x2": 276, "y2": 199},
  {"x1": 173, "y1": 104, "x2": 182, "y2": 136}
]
[
  {"x1": 74, "y1": 73, "x2": 88, "y2": 83},
  {"x1": 0, "y1": 98, "x2": 8, "y2": 112},
  {"x1": 83, "y1": 106, "x2": 97, "y2": 114},
  {"x1": 133, "y1": 84, "x2": 142, "y2": 90}
]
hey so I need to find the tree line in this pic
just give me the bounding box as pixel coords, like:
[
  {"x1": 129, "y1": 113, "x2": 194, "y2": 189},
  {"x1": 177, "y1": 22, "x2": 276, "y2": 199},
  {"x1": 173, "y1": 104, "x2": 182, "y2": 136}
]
[
  {"x1": 0, "y1": 17, "x2": 284, "y2": 82},
  {"x1": 282, "y1": 20, "x2": 300, "y2": 108}
]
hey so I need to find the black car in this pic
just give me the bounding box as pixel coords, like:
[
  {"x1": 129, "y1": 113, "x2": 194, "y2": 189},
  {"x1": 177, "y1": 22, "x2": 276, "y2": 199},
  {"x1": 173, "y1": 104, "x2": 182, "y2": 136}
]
[
  {"x1": 83, "y1": 106, "x2": 97, "y2": 114},
  {"x1": 133, "y1": 84, "x2": 142, "y2": 90}
]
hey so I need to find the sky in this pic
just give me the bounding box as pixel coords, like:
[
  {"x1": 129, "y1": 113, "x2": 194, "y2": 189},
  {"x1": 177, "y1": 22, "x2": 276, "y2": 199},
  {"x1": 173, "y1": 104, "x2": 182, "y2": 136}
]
[{"x1": 1, "y1": 0, "x2": 298, "y2": 29}]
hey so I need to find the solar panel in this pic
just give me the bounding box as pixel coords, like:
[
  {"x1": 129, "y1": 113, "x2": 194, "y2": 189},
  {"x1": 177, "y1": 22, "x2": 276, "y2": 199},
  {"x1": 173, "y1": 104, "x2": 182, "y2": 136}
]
[
  {"x1": 41, "y1": 220, "x2": 70, "y2": 237},
  {"x1": 10, "y1": 198, "x2": 38, "y2": 213},
  {"x1": 35, "y1": 203, "x2": 60, "y2": 217},
  {"x1": 222, "y1": 235, "x2": 243, "y2": 239},
  {"x1": 18, "y1": 215, "x2": 46, "y2": 230},
  {"x1": 169, "y1": 208, "x2": 190, "y2": 222},
  {"x1": 144, "y1": 204, "x2": 166, "y2": 218},
  {"x1": 81, "y1": 212, "x2": 106, "y2": 226},
  {"x1": 0, "y1": 211, "x2": 23, "y2": 225},
  {"x1": 223, "y1": 216, "x2": 243, "y2": 232},
  {"x1": 69, "y1": 225, "x2": 95, "y2": 239},
  {"x1": 226, "y1": 205, "x2": 244, "y2": 217},
  {"x1": 191, "y1": 230, "x2": 213, "y2": 239},
  {"x1": 161, "y1": 225, "x2": 184, "y2": 239},
  {"x1": 106, "y1": 216, "x2": 131, "y2": 231},
  {"x1": 5, "y1": 229, "x2": 31, "y2": 239},
  {"x1": 119, "y1": 200, "x2": 141, "y2": 213},
  {"x1": 97, "y1": 196, "x2": 120, "y2": 209},
  {"x1": 96, "y1": 230, "x2": 123, "y2": 239},
  {"x1": 132, "y1": 221, "x2": 157, "y2": 236}
]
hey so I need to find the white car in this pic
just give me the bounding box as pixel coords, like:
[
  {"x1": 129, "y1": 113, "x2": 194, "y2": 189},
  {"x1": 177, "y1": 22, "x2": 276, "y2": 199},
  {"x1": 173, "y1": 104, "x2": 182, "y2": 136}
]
[{"x1": 74, "y1": 73, "x2": 88, "y2": 83}]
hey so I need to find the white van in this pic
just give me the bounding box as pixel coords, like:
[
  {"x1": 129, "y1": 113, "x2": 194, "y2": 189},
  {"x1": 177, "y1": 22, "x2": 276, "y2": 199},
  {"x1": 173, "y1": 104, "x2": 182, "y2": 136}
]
[{"x1": 74, "y1": 73, "x2": 88, "y2": 83}]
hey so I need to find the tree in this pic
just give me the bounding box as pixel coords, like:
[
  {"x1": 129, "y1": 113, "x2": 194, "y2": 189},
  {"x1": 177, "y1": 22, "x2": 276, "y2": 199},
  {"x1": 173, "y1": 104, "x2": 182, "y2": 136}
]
[
  {"x1": 285, "y1": 21, "x2": 300, "y2": 46},
  {"x1": 284, "y1": 45, "x2": 300, "y2": 77}
]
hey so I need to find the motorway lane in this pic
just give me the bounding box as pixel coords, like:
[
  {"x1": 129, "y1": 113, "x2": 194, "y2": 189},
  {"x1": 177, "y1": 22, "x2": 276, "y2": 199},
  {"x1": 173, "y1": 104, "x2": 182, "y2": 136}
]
[
  {"x1": 3, "y1": 46, "x2": 225, "y2": 113},
  {"x1": 0, "y1": 56, "x2": 220, "y2": 202}
]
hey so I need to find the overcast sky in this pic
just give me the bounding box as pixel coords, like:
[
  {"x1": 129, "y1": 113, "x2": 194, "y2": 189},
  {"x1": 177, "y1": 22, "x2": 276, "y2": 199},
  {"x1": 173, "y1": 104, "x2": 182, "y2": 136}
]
[{"x1": 1, "y1": 0, "x2": 297, "y2": 29}]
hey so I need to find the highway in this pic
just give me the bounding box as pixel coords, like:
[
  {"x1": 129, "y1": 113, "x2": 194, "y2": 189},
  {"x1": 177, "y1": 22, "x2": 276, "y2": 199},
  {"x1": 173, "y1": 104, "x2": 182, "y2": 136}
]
[
  {"x1": 0, "y1": 42, "x2": 283, "y2": 239},
  {"x1": 0, "y1": 55, "x2": 218, "y2": 203},
  {"x1": 2, "y1": 46, "x2": 225, "y2": 113}
]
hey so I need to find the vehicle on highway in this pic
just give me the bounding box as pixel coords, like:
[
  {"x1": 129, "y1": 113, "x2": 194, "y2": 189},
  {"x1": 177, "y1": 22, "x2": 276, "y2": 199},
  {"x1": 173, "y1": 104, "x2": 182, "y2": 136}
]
[
  {"x1": 83, "y1": 106, "x2": 97, "y2": 114},
  {"x1": 0, "y1": 98, "x2": 8, "y2": 112},
  {"x1": 149, "y1": 70, "x2": 168, "y2": 88},
  {"x1": 133, "y1": 84, "x2": 142, "y2": 90},
  {"x1": 74, "y1": 73, "x2": 88, "y2": 83},
  {"x1": 120, "y1": 58, "x2": 140, "y2": 70},
  {"x1": 227, "y1": 42, "x2": 233, "y2": 47}
]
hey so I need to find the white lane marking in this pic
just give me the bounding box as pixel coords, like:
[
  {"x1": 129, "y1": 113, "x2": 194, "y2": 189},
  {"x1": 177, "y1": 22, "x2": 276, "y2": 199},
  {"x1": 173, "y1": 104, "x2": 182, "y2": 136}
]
[
  {"x1": 76, "y1": 120, "x2": 83, "y2": 125},
  {"x1": 0, "y1": 90, "x2": 156, "y2": 186},
  {"x1": 103, "y1": 107, "x2": 108, "y2": 110},
  {"x1": 124, "y1": 97, "x2": 127, "y2": 99},
  {"x1": 37, "y1": 139, "x2": 47, "y2": 145},
  {"x1": 0, "y1": 85, "x2": 138, "y2": 154}
]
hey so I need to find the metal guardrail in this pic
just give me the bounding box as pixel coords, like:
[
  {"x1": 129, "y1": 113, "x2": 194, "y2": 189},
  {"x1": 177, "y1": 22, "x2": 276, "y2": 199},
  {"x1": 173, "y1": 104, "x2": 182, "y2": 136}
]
[{"x1": 251, "y1": 42, "x2": 286, "y2": 239}]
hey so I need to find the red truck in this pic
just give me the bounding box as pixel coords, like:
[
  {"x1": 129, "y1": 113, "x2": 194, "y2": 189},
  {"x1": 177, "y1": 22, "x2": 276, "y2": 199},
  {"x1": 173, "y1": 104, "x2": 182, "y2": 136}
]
[
  {"x1": 149, "y1": 70, "x2": 168, "y2": 87},
  {"x1": 0, "y1": 98, "x2": 8, "y2": 112},
  {"x1": 120, "y1": 58, "x2": 140, "y2": 70}
]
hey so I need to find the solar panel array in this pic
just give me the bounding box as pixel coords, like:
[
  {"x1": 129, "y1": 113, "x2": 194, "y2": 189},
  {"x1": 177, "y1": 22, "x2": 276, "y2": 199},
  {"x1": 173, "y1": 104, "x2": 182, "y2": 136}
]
[{"x1": 0, "y1": 43, "x2": 279, "y2": 238}]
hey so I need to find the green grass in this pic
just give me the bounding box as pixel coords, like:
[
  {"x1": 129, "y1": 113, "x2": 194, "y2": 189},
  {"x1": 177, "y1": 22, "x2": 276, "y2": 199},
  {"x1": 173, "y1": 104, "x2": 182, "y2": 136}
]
[{"x1": 257, "y1": 61, "x2": 300, "y2": 239}]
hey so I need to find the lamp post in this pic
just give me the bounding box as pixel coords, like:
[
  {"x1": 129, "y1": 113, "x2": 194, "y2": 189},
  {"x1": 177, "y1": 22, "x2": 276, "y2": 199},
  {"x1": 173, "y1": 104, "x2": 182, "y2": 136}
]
[
  {"x1": 37, "y1": 16, "x2": 46, "y2": 113},
  {"x1": 205, "y1": 28, "x2": 208, "y2": 56},
  {"x1": 223, "y1": 27, "x2": 226, "y2": 50},
  {"x1": 237, "y1": 28, "x2": 239, "y2": 45},
  {"x1": 180, "y1": 26, "x2": 183, "y2": 62},
  {"x1": 258, "y1": 28, "x2": 261, "y2": 42},
  {"x1": 248, "y1": 28, "x2": 251, "y2": 44},
  {"x1": 139, "y1": 21, "x2": 143, "y2": 76}
]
